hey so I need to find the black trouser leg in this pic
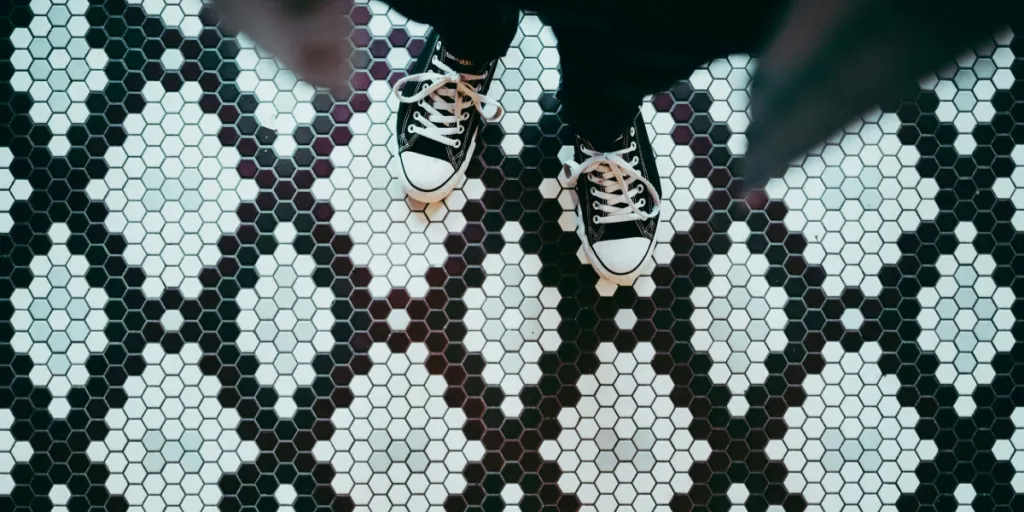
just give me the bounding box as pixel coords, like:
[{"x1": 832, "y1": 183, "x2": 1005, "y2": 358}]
[
  {"x1": 551, "y1": 23, "x2": 662, "y2": 150},
  {"x1": 435, "y1": 3, "x2": 518, "y2": 62},
  {"x1": 546, "y1": 2, "x2": 786, "y2": 150},
  {"x1": 388, "y1": 1, "x2": 519, "y2": 63}
]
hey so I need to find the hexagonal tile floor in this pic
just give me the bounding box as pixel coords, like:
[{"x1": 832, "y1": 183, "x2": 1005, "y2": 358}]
[{"x1": 2, "y1": 1, "x2": 1024, "y2": 512}]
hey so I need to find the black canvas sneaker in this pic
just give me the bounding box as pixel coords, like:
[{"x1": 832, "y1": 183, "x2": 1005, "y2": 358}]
[
  {"x1": 561, "y1": 111, "x2": 662, "y2": 284},
  {"x1": 392, "y1": 31, "x2": 503, "y2": 203}
]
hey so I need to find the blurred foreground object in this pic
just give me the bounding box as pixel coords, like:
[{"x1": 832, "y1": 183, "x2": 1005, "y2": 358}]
[
  {"x1": 213, "y1": 0, "x2": 353, "y2": 95},
  {"x1": 742, "y1": 0, "x2": 1023, "y2": 190}
]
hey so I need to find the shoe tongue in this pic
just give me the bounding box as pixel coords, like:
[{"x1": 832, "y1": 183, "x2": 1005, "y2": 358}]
[
  {"x1": 440, "y1": 49, "x2": 489, "y2": 74},
  {"x1": 581, "y1": 132, "x2": 628, "y2": 153}
]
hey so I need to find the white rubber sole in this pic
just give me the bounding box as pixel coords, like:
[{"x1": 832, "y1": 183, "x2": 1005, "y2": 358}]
[
  {"x1": 573, "y1": 205, "x2": 658, "y2": 286},
  {"x1": 400, "y1": 135, "x2": 477, "y2": 204}
]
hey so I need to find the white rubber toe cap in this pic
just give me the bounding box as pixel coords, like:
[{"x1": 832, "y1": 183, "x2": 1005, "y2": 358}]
[
  {"x1": 591, "y1": 237, "x2": 653, "y2": 277},
  {"x1": 400, "y1": 152, "x2": 458, "y2": 200}
]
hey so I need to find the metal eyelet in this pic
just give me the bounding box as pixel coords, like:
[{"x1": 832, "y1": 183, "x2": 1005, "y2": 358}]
[
  {"x1": 407, "y1": 125, "x2": 415, "y2": 133},
  {"x1": 457, "y1": 126, "x2": 465, "y2": 134},
  {"x1": 592, "y1": 201, "x2": 600, "y2": 209},
  {"x1": 636, "y1": 184, "x2": 644, "y2": 193},
  {"x1": 593, "y1": 215, "x2": 601, "y2": 224},
  {"x1": 636, "y1": 199, "x2": 646, "y2": 208},
  {"x1": 454, "y1": 140, "x2": 462, "y2": 148},
  {"x1": 630, "y1": 127, "x2": 636, "y2": 136}
]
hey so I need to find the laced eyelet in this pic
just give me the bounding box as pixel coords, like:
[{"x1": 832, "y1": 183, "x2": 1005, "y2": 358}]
[
  {"x1": 593, "y1": 215, "x2": 601, "y2": 224},
  {"x1": 457, "y1": 126, "x2": 465, "y2": 134},
  {"x1": 454, "y1": 140, "x2": 462, "y2": 148},
  {"x1": 636, "y1": 199, "x2": 646, "y2": 208},
  {"x1": 407, "y1": 125, "x2": 415, "y2": 133},
  {"x1": 461, "y1": 113, "x2": 469, "y2": 120},
  {"x1": 592, "y1": 201, "x2": 600, "y2": 209},
  {"x1": 636, "y1": 184, "x2": 644, "y2": 193}
]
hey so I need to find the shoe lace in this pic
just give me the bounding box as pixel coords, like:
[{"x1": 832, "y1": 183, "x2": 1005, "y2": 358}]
[
  {"x1": 392, "y1": 57, "x2": 503, "y2": 148},
  {"x1": 563, "y1": 142, "x2": 661, "y2": 225}
]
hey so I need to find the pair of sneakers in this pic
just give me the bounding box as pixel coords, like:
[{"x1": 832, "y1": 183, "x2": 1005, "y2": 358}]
[{"x1": 392, "y1": 34, "x2": 662, "y2": 285}]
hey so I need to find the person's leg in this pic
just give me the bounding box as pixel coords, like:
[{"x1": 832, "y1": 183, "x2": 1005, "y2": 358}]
[
  {"x1": 387, "y1": 0, "x2": 518, "y2": 63},
  {"x1": 431, "y1": 3, "x2": 518, "y2": 63},
  {"x1": 551, "y1": 19, "x2": 729, "y2": 284},
  {"x1": 547, "y1": 23, "x2": 670, "y2": 284},
  {"x1": 547, "y1": 0, "x2": 788, "y2": 147},
  {"x1": 389, "y1": 1, "x2": 518, "y2": 203},
  {"x1": 546, "y1": 2, "x2": 786, "y2": 283},
  {"x1": 556, "y1": 38, "x2": 662, "y2": 284},
  {"x1": 553, "y1": 26, "x2": 643, "y2": 149},
  {"x1": 554, "y1": 28, "x2": 716, "y2": 150}
]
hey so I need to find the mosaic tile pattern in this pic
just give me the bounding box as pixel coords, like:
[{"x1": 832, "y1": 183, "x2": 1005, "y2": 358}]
[{"x1": 2, "y1": 1, "x2": 1024, "y2": 511}]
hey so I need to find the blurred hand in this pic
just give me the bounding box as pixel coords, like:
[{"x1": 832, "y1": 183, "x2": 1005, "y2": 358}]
[
  {"x1": 213, "y1": 0, "x2": 354, "y2": 95},
  {"x1": 741, "y1": 0, "x2": 1016, "y2": 191}
]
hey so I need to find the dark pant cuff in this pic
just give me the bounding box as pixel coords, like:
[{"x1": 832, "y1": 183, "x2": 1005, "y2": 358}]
[{"x1": 434, "y1": 9, "x2": 518, "y2": 63}]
